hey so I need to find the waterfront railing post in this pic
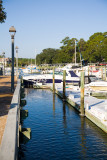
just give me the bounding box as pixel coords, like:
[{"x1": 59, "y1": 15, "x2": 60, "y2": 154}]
[
  {"x1": 63, "y1": 70, "x2": 66, "y2": 101},
  {"x1": 80, "y1": 71, "x2": 85, "y2": 116},
  {"x1": 53, "y1": 67, "x2": 55, "y2": 93}
]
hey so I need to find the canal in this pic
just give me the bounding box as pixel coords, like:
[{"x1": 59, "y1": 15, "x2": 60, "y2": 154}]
[{"x1": 19, "y1": 89, "x2": 107, "y2": 160}]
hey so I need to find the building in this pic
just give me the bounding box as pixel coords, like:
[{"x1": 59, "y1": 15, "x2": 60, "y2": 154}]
[{"x1": 0, "y1": 58, "x2": 11, "y2": 67}]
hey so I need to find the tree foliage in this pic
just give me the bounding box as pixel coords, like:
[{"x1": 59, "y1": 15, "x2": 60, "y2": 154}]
[
  {"x1": 82, "y1": 32, "x2": 107, "y2": 62},
  {"x1": 36, "y1": 48, "x2": 59, "y2": 65},
  {"x1": 9, "y1": 32, "x2": 106, "y2": 66},
  {"x1": 0, "y1": 0, "x2": 6, "y2": 23},
  {"x1": 36, "y1": 32, "x2": 107, "y2": 65}
]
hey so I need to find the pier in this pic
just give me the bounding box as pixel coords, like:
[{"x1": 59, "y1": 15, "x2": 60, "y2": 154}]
[
  {"x1": 0, "y1": 76, "x2": 20, "y2": 160},
  {"x1": 0, "y1": 76, "x2": 17, "y2": 144}
]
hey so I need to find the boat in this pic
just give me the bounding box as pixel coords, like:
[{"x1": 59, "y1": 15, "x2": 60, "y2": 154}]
[
  {"x1": 22, "y1": 65, "x2": 40, "y2": 74},
  {"x1": 85, "y1": 81, "x2": 107, "y2": 91},
  {"x1": 23, "y1": 69, "x2": 80, "y2": 86}
]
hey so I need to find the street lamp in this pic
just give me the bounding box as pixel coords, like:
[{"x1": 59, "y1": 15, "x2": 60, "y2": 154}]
[
  {"x1": 2, "y1": 52, "x2": 5, "y2": 75},
  {"x1": 9, "y1": 26, "x2": 16, "y2": 92},
  {"x1": 15, "y1": 46, "x2": 19, "y2": 78}
]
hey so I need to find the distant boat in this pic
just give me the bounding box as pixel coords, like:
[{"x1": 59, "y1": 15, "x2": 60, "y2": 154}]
[{"x1": 22, "y1": 65, "x2": 40, "y2": 74}]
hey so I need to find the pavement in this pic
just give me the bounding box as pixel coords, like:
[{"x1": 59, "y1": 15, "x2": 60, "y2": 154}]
[{"x1": 0, "y1": 76, "x2": 16, "y2": 145}]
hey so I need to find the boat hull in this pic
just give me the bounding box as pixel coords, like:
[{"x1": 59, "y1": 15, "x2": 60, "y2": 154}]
[{"x1": 90, "y1": 86, "x2": 107, "y2": 91}]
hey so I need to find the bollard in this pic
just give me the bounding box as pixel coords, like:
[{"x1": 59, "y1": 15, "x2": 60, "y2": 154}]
[
  {"x1": 80, "y1": 71, "x2": 85, "y2": 116},
  {"x1": 53, "y1": 67, "x2": 55, "y2": 93},
  {"x1": 63, "y1": 70, "x2": 66, "y2": 101}
]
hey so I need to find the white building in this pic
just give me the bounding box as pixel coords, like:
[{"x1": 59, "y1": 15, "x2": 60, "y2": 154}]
[{"x1": 0, "y1": 58, "x2": 11, "y2": 67}]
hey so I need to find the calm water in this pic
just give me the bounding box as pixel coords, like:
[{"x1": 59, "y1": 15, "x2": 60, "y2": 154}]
[{"x1": 19, "y1": 89, "x2": 107, "y2": 160}]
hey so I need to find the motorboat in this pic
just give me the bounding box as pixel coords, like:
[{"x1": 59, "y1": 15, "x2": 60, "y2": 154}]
[
  {"x1": 22, "y1": 65, "x2": 40, "y2": 74},
  {"x1": 85, "y1": 80, "x2": 107, "y2": 91},
  {"x1": 23, "y1": 69, "x2": 80, "y2": 86}
]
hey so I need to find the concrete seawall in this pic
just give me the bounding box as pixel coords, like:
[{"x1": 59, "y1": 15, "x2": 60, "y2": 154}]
[{"x1": 0, "y1": 79, "x2": 21, "y2": 160}]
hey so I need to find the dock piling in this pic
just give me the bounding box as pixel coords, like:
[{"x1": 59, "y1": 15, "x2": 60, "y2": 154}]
[
  {"x1": 88, "y1": 66, "x2": 90, "y2": 83},
  {"x1": 63, "y1": 70, "x2": 66, "y2": 101},
  {"x1": 53, "y1": 67, "x2": 55, "y2": 93},
  {"x1": 101, "y1": 66, "x2": 103, "y2": 80},
  {"x1": 104, "y1": 66, "x2": 106, "y2": 81},
  {"x1": 80, "y1": 71, "x2": 85, "y2": 116}
]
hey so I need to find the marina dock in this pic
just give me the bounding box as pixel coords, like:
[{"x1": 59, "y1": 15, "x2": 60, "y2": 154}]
[{"x1": 50, "y1": 83, "x2": 107, "y2": 133}]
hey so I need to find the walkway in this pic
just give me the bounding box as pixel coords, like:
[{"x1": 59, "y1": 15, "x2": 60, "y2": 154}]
[{"x1": 0, "y1": 76, "x2": 16, "y2": 145}]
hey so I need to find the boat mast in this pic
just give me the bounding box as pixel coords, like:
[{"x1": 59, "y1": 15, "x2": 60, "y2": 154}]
[{"x1": 75, "y1": 39, "x2": 76, "y2": 66}]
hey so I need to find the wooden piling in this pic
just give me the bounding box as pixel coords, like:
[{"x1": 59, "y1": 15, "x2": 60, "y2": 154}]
[
  {"x1": 63, "y1": 70, "x2": 66, "y2": 101},
  {"x1": 80, "y1": 71, "x2": 85, "y2": 116},
  {"x1": 88, "y1": 66, "x2": 90, "y2": 83},
  {"x1": 104, "y1": 66, "x2": 106, "y2": 81},
  {"x1": 101, "y1": 66, "x2": 103, "y2": 80},
  {"x1": 53, "y1": 67, "x2": 55, "y2": 93}
]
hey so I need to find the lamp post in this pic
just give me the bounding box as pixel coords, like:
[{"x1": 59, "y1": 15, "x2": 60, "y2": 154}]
[
  {"x1": 9, "y1": 26, "x2": 16, "y2": 92},
  {"x1": 2, "y1": 52, "x2": 5, "y2": 75},
  {"x1": 15, "y1": 46, "x2": 19, "y2": 78}
]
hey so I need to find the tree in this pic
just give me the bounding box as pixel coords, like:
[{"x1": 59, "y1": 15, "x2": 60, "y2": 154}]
[
  {"x1": 36, "y1": 48, "x2": 59, "y2": 65},
  {"x1": 82, "y1": 32, "x2": 107, "y2": 63},
  {"x1": 0, "y1": 0, "x2": 6, "y2": 23},
  {"x1": 60, "y1": 37, "x2": 78, "y2": 62}
]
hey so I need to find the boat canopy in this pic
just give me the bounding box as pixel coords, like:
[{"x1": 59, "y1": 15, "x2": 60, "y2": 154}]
[{"x1": 69, "y1": 71, "x2": 78, "y2": 77}]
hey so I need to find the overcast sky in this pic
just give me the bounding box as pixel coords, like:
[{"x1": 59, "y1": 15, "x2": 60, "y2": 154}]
[{"x1": 0, "y1": 0, "x2": 107, "y2": 58}]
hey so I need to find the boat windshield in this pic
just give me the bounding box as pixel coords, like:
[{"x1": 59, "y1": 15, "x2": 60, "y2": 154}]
[{"x1": 89, "y1": 76, "x2": 99, "y2": 82}]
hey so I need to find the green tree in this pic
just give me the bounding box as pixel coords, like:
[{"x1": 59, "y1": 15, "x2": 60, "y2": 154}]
[
  {"x1": 0, "y1": 0, "x2": 6, "y2": 23},
  {"x1": 60, "y1": 37, "x2": 78, "y2": 62},
  {"x1": 36, "y1": 48, "x2": 59, "y2": 65},
  {"x1": 82, "y1": 32, "x2": 107, "y2": 63}
]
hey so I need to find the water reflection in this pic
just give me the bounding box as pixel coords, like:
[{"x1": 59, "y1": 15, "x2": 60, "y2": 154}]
[
  {"x1": 85, "y1": 118, "x2": 107, "y2": 147},
  {"x1": 63, "y1": 102, "x2": 67, "y2": 129},
  {"x1": 19, "y1": 89, "x2": 107, "y2": 160},
  {"x1": 80, "y1": 117, "x2": 87, "y2": 158},
  {"x1": 53, "y1": 93, "x2": 55, "y2": 116}
]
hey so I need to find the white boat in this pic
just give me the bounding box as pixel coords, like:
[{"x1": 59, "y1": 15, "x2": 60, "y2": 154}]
[
  {"x1": 23, "y1": 69, "x2": 80, "y2": 86},
  {"x1": 85, "y1": 80, "x2": 107, "y2": 91},
  {"x1": 22, "y1": 65, "x2": 40, "y2": 74}
]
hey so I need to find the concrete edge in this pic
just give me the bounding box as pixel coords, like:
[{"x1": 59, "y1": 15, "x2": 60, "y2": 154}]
[
  {"x1": 54, "y1": 88, "x2": 80, "y2": 112},
  {"x1": 85, "y1": 110, "x2": 107, "y2": 133},
  {"x1": 51, "y1": 87, "x2": 107, "y2": 133},
  {"x1": 0, "y1": 79, "x2": 21, "y2": 160}
]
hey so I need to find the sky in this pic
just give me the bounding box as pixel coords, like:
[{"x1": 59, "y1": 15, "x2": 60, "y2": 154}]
[{"x1": 0, "y1": 0, "x2": 107, "y2": 58}]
